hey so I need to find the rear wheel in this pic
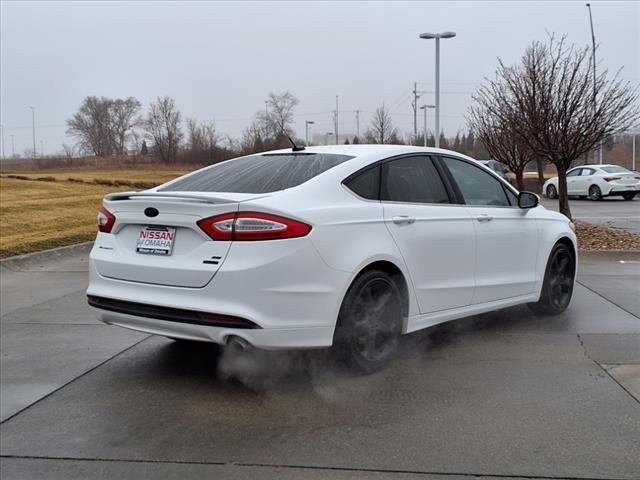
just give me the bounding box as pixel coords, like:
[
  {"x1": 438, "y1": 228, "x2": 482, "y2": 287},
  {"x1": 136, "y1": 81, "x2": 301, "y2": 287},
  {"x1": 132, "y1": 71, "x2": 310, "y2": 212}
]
[
  {"x1": 333, "y1": 269, "x2": 403, "y2": 374},
  {"x1": 589, "y1": 185, "x2": 602, "y2": 201},
  {"x1": 528, "y1": 243, "x2": 575, "y2": 316},
  {"x1": 546, "y1": 184, "x2": 558, "y2": 199},
  {"x1": 623, "y1": 193, "x2": 636, "y2": 201}
]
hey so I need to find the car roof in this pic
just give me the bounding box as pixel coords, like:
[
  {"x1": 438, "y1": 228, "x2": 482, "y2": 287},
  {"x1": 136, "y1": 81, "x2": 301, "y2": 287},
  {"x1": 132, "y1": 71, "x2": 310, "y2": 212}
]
[{"x1": 264, "y1": 144, "x2": 478, "y2": 161}]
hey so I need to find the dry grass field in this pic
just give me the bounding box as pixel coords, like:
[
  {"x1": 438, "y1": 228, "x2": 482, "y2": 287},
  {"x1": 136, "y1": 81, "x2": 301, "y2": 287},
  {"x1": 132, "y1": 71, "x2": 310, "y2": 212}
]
[{"x1": 0, "y1": 169, "x2": 186, "y2": 258}]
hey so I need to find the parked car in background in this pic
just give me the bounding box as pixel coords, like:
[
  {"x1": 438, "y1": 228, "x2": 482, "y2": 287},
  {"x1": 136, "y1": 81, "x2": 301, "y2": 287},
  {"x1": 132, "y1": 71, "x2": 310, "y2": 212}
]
[
  {"x1": 543, "y1": 164, "x2": 640, "y2": 201},
  {"x1": 479, "y1": 160, "x2": 513, "y2": 185},
  {"x1": 87, "y1": 145, "x2": 577, "y2": 374}
]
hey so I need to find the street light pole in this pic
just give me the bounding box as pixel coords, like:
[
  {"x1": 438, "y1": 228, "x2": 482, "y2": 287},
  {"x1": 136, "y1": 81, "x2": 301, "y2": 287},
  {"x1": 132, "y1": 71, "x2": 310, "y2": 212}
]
[
  {"x1": 11, "y1": 134, "x2": 15, "y2": 157},
  {"x1": 419, "y1": 31, "x2": 456, "y2": 148},
  {"x1": 30, "y1": 106, "x2": 36, "y2": 158},
  {"x1": 305, "y1": 120, "x2": 315, "y2": 146},
  {"x1": 420, "y1": 104, "x2": 436, "y2": 147},
  {"x1": 585, "y1": 3, "x2": 602, "y2": 165}
]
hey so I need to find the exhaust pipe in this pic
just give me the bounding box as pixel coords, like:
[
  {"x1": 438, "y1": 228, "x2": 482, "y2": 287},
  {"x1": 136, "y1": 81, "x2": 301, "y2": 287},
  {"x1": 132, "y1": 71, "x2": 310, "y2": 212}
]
[{"x1": 226, "y1": 336, "x2": 252, "y2": 351}]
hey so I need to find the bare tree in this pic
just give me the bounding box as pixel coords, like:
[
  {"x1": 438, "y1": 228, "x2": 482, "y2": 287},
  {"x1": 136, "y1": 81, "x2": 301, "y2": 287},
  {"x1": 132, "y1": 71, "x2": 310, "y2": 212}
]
[
  {"x1": 109, "y1": 97, "x2": 142, "y2": 155},
  {"x1": 66, "y1": 96, "x2": 113, "y2": 156},
  {"x1": 468, "y1": 84, "x2": 536, "y2": 191},
  {"x1": 146, "y1": 96, "x2": 183, "y2": 163},
  {"x1": 496, "y1": 35, "x2": 639, "y2": 218},
  {"x1": 365, "y1": 104, "x2": 398, "y2": 144},
  {"x1": 67, "y1": 96, "x2": 141, "y2": 156},
  {"x1": 187, "y1": 118, "x2": 220, "y2": 163}
]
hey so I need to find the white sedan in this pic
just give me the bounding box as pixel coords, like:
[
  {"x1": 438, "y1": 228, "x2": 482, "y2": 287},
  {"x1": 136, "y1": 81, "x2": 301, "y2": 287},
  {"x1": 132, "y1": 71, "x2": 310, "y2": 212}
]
[
  {"x1": 543, "y1": 164, "x2": 640, "y2": 201},
  {"x1": 87, "y1": 145, "x2": 577, "y2": 373}
]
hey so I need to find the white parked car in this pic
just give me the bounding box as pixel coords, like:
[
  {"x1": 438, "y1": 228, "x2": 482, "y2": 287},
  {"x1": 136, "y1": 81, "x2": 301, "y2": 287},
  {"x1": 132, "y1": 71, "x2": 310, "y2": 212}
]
[
  {"x1": 87, "y1": 145, "x2": 577, "y2": 373},
  {"x1": 543, "y1": 164, "x2": 640, "y2": 201}
]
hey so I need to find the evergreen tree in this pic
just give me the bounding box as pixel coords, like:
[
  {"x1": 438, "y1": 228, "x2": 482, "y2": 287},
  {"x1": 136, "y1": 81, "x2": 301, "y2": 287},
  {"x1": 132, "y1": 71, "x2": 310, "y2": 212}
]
[
  {"x1": 344, "y1": 137, "x2": 350, "y2": 145},
  {"x1": 140, "y1": 139, "x2": 148, "y2": 155},
  {"x1": 352, "y1": 136, "x2": 360, "y2": 144}
]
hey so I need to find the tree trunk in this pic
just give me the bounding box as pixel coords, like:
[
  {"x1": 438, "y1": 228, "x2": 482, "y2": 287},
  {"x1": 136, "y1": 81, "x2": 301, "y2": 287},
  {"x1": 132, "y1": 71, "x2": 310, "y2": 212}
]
[
  {"x1": 556, "y1": 166, "x2": 572, "y2": 219},
  {"x1": 536, "y1": 158, "x2": 545, "y2": 186},
  {"x1": 515, "y1": 170, "x2": 525, "y2": 191}
]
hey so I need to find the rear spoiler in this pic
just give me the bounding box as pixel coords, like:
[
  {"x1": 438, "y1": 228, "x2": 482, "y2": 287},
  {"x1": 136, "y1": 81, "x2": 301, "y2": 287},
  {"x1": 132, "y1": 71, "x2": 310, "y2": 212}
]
[{"x1": 104, "y1": 192, "x2": 233, "y2": 205}]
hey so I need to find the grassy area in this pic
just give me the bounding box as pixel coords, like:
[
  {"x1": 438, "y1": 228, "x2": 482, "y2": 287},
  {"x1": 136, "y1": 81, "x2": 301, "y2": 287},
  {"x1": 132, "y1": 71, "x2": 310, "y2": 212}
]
[{"x1": 0, "y1": 169, "x2": 186, "y2": 258}]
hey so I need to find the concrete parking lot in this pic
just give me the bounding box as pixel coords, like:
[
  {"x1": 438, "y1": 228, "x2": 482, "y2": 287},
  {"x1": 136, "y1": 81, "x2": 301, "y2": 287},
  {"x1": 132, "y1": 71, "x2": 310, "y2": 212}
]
[
  {"x1": 541, "y1": 196, "x2": 640, "y2": 234},
  {"x1": 1, "y1": 244, "x2": 639, "y2": 480}
]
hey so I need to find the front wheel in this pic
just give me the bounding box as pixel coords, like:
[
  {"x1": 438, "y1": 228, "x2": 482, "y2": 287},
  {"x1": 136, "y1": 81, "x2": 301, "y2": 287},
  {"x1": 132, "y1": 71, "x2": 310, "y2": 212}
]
[
  {"x1": 589, "y1": 185, "x2": 602, "y2": 201},
  {"x1": 333, "y1": 269, "x2": 403, "y2": 374},
  {"x1": 623, "y1": 193, "x2": 636, "y2": 201},
  {"x1": 528, "y1": 243, "x2": 575, "y2": 316},
  {"x1": 546, "y1": 184, "x2": 558, "y2": 199}
]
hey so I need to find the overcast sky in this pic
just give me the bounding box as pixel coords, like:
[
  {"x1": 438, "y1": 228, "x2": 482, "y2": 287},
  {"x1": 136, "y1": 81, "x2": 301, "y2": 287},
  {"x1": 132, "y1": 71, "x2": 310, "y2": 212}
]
[{"x1": 1, "y1": 0, "x2": 638, "y2": 156}]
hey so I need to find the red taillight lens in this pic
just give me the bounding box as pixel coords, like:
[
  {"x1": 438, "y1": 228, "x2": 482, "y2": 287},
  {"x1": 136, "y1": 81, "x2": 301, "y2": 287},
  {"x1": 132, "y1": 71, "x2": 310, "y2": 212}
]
[
  {"x1": 197, "y1": 212, "x2": 311, "y2": 241},
  {"x1": 603, "y1": 176, "x2": 621, "y2": 182},
  {"x1": 97, "y1": 207, "x2": 116, "y2": 233}
]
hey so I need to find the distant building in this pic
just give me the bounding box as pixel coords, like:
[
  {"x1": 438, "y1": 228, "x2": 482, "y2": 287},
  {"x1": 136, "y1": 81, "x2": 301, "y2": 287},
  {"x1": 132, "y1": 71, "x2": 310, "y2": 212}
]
[{"x1": 311, "y1": 133, "x2": 355, "y2": 146}]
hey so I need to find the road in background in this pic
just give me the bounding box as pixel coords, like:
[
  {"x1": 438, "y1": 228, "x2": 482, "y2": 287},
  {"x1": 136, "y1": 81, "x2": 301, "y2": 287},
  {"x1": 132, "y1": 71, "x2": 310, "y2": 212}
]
[
  {"x1": 541, "y1": 197, "x2": 640, "y2": 234},
  {"x1": 1, "y1": 248, "x2": 639, "y2": 480}
]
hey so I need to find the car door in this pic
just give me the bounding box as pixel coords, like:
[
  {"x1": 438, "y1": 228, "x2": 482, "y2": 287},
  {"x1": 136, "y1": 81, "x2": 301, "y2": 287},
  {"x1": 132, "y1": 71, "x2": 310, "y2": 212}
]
[
  {"x1": 381, "y1": 155, "x2": 476, "y2": 314},
  {"x1": 566, "y1": 168, "x2": 582, "y2": 195},
  {"x1": 577, "y1": 167, "x2": 596, "y2": 195},
  {"x1": 438, "y1": 156, "x2": 539, "y2": 304}
]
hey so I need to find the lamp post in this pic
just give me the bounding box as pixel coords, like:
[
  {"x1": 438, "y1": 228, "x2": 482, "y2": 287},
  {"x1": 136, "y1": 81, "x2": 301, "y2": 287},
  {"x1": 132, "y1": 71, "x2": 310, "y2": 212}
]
[
  {"x1": 30, "y1": 106, "x2": 36, "y2": 158},
  {"x1": 585, "y1": 3, "x2": 602, "y2": 164},
  {"x1": 325, "y1": 132, "x2": 333, "y2": 145},
  {"x1": 305, "y1": 120, "x2": 315, "y2": 146},
  {"x1": 419, "y1": 31, "x2": 456, "y2": 148},
  {"x1": 420, "y1": 104, "x2": 436, "y2": 147}
]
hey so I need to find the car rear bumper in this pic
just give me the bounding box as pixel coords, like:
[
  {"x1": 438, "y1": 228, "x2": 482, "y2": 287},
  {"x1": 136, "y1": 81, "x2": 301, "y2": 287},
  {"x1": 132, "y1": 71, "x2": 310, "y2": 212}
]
[
  {"x1": 90, "y1": 307, "x2": 334, "y2": 349},
  {"x1": 87, "y1": 236, "x2": 351, "y2": 349}
]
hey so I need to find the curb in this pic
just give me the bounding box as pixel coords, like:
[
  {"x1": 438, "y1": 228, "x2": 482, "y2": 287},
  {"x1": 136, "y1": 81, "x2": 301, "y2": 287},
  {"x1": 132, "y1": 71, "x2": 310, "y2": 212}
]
[{"x1": 0, "y1": 242, "x2": 94, "y2": 272}]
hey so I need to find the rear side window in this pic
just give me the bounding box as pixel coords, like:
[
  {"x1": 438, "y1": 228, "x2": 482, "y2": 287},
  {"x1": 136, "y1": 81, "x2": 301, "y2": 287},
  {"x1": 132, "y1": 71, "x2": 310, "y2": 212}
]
[
  {"x1": 381, "y1": 156, "x2": 449, "y2": 204},
  {"x1": 441, "y1": 156, "x2": 510, "y2": 207},
  {"x1": 160, "y1": 153, "x2": 353, "y2": 193},
  {"x1": 345, "y1": 166, "x2": 380, "y2": 200},
  {"x1": 601, "y1": 166, "x2": 629, "y2": 174}
]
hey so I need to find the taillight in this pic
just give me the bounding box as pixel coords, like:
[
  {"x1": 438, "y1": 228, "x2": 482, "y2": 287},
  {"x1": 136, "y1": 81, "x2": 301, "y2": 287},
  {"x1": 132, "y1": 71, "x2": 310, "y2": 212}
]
[
  {"x1": 197, "y1": 212, "x2": 311, "y2": 241},
  {"x1": 97, "y1": 207, "x2": 116, "y2": 233},
  {"x1": 603, "y1": 176, "x2": 621, "y2": 182}
]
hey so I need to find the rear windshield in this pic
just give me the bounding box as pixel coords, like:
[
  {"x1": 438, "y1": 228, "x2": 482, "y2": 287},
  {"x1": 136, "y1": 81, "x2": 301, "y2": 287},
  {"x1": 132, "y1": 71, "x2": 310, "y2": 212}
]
[
  {"x1": 159, "y1": 153, "x2": 353, "y2": 193},
  {"x1": 601, "y1": 166, "x2": 629, "y2": 174}
]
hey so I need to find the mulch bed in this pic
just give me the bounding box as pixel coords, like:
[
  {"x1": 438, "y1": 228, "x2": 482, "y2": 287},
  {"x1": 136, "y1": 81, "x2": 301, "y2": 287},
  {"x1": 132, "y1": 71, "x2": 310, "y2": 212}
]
[{"x1": 575, "y1": 220, "x2": 640, "y2": 251}]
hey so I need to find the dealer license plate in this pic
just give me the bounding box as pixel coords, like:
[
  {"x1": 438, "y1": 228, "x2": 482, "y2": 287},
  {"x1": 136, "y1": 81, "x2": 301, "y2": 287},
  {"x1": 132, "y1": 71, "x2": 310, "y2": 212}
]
[{"x1": 136, "y1": 226, "x2": 176, "y2": 256}]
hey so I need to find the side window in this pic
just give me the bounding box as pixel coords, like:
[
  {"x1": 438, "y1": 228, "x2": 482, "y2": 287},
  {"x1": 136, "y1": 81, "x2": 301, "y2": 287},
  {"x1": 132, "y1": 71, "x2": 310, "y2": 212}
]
[
  {"x1": 441, "y1": 157, "x2": 510, "y2": 207},
  {"x1": 504, "y1": 186, "x2": 518, "y2": 206},
  {"x1": 582, "y1": 168, "x2": 595, "y2": 176},
  {"x1": 567, "y1": 169, "x2": 582, "y2": 177},
  {"x1": 381, "y1": 156, "x2": 449, "y2": 204},
  {"x1": 344, "y1": 166, "x2": 380, "y2": 200}
]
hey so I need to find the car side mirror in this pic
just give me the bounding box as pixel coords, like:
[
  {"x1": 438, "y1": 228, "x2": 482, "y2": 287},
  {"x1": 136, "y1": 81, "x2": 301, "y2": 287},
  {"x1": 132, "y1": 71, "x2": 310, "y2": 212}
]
[{"x1": 518, "y1": 191, "x2": 539, "y2": 209}]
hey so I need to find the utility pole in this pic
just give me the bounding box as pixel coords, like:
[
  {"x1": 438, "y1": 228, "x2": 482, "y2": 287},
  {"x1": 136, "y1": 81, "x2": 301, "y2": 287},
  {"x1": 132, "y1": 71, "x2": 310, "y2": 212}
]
[
  {"x1": 413, "y1": 82, "x2": 419, "y2": 144},
  {"x1": 0, "y1": 124, "x2": 4, "y2": 159},
  {"x1": 40, "y1": 140, "x2": 44, "y2": 157},
  {"x1": 334, "y1": 95, "x2": 339, "y2": 145},
  {"x1": 305, "y1": 120, "x2": 315, "y2": 146},
  {"x1": 11, "y1": 134, "x2": 15, "y2": 157},
  {"x1": 30, "y1": 106, "x2": 36, "y2": 158},
  {"x1": 586, "y1": 3, "x2": 602, "y2": 164},
  {"x1": 633, "y1": 132, "x2": 637, "y2": 172},
  {"x1": 355, "y1": 110, "x2": 360, "y2": 139}
]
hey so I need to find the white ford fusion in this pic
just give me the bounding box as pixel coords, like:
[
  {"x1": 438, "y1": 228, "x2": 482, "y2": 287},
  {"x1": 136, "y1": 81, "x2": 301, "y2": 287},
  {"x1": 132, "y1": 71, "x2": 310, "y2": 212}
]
[
  {"x1": 88, "y1": 145, "x2": 577, "y2": 373},
  {"x1": 543, "y1": 164, "x2": 640, "y2": 201}
]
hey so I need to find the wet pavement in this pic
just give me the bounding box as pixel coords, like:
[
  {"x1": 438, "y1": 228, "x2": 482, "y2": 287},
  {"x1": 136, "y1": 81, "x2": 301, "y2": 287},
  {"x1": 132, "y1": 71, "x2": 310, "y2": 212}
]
[
  {"x1": 541, "y1": 196, "x2": 640, "y2": 234},
  {"x1": 1, "y1": 247, "x2": 639, "y2": 479}
]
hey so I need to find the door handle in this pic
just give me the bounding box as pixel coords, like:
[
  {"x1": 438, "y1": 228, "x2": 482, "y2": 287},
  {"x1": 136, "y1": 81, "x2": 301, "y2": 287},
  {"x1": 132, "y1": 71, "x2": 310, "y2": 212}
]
[
  {"x1": 476, "y1": 214, "x2": 493, "y2": 222},
  {"x1": 392, "y1": 215, "x2": 415, "y2": 225}
]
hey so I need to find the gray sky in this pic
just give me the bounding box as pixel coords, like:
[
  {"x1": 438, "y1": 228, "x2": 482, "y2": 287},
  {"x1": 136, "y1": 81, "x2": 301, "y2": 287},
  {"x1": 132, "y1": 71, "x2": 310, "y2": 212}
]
[{"x1": 1, "y1": 0, "x2": 638, "y2": 156}]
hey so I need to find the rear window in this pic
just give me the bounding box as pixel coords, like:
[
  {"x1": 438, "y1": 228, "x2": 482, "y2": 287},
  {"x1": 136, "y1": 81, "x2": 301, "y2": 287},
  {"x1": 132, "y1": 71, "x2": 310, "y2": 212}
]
[
  {"x1": 160, "y1": 153, "x2": 353, "y2": 193},
  {"x1": 601, "y1": 166, "x2": 629, "y2": 174}
]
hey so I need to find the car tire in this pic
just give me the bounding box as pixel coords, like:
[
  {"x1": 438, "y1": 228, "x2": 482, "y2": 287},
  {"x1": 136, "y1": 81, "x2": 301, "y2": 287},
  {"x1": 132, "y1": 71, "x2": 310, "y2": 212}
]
[
  {"x1": 588, "y1": 185, "x2": 602, "y2": 201},
  {"x1": 623, "y1": 193, "x2": 636, "y2": 201},
  {"x1": 528, "y1": 243, "x2": 575, "y2": 316},
  {"x1": 333, "y1": 269, "x2": 403, "y2": 375},
  {"x1": 546, "y1": 185, "x2": 558, "y2": 199}
]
